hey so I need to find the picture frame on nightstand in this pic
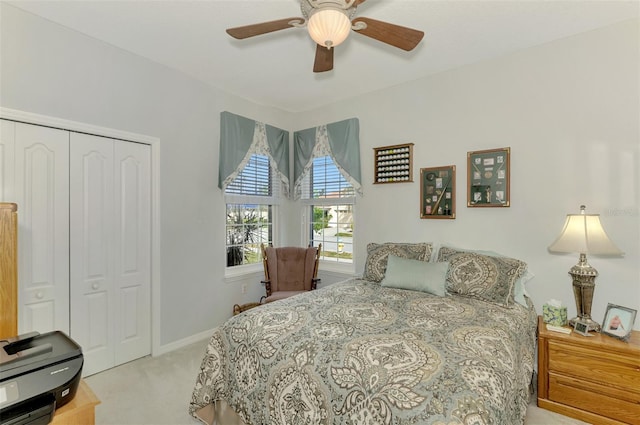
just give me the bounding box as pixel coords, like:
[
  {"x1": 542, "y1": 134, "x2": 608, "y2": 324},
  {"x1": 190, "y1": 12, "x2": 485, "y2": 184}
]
[{"x1": 601, "y1": 303, "x2": 637, "y2": 341}]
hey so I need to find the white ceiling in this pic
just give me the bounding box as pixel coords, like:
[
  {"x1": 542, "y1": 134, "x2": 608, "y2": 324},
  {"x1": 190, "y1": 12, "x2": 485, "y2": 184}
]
[{"x1": 8, "y1": 0, "x2": 639, "y2": 112}]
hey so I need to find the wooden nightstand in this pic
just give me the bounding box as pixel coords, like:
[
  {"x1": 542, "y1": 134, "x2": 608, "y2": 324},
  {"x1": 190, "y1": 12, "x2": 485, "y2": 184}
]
[{"x1": 537, "y1": 316, "x2": 640, "y2": 425}]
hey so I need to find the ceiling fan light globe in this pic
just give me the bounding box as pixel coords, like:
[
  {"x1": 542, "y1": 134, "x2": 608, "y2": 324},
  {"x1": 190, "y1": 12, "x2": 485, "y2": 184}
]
[{"x1": 308, "y1": 8, "x2": 351, "y2": 48}]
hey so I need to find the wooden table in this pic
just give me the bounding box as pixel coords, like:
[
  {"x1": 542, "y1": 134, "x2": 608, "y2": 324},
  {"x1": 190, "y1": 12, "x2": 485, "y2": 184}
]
[
  {"x1": 51, "y1": 380, "x2": 100, "y2": 425},
  {"x1": 537, "y1": 316, "x2": 640, "y2": 425}
]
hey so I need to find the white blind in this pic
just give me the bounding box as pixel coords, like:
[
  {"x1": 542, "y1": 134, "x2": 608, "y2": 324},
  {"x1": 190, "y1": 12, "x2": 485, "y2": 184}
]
[
  {"x1": 225, "y1": 154, "x2": 271, "y2": 196},
  {"x1": 302, "y1": 155, "x2": 354, "y2": 201}
]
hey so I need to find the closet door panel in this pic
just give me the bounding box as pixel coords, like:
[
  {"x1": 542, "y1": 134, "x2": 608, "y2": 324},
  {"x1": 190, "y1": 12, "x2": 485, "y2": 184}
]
[
  {"x1": 14, "y1": 123, "x2": 69, "y2": 334},
  {"x1": 70, "y1": 133, "x2": 115, "y2": 376},
  {"x1": 86, "y1": 292, "x2": 109, "y2": 347},
  {"x1": 114, "y1": 141, "x2": 151, "y2": 364},
  {"x1": 0, "y1": 120, "x2": 16, "y2": 201}
]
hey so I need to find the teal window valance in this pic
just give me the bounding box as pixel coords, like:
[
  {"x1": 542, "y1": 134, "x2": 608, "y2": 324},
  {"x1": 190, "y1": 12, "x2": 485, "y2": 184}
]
[
  {"x1": 293, "y1": 118, "x2": 362, "y2": 200},
  {"x1": 218, "y1": 111, "x2": 290, "y2": 197}
]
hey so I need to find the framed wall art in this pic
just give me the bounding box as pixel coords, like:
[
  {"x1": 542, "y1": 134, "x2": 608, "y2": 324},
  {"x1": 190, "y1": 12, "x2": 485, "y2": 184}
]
[
  {"x1": 601, "y1": 303, "x2": 637, "y2": 341},
  {"x1": 373, "y1": 143, "x2": 414, "y2": 184},
  {"x1": 420, "y1": 165, "x2": 455, "y2": 219},
  {"x1": 467, "y1": 147, "x2": 510, "y2": 207}
]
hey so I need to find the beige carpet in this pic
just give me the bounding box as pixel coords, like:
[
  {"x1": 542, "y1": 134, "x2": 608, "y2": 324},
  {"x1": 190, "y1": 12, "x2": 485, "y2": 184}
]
[{"x1": 85, "y1": 340, "x2": 589, "y2": 425}]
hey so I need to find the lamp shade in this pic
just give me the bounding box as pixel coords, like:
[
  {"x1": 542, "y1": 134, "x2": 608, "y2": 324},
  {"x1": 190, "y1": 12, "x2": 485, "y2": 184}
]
[
  {"x1": 307, "y1": 8, "x2": 351, "y2": 49},
  {"x1": 548, "y1": 206, "x2": 623, "y2": 255}
]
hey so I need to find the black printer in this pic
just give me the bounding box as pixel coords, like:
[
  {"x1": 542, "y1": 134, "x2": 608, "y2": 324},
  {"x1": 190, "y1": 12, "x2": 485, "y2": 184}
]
[{"x1": 0, "y1": 331, "x2": 83, "y2": 425}]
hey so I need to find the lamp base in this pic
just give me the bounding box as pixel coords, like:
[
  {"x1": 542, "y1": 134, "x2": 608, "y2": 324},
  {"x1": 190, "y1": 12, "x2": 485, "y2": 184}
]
[
  {"x1": 569, "y1": 316, "x2": 601, "y2": 333},
  {"x1": 568, "y1": 253, "x2": 600, "y2": 333}
]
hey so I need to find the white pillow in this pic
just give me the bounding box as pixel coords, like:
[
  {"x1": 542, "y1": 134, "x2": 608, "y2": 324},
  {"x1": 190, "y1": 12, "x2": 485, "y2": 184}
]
[{"x1": 381, "y1": 255, "x2": 449, "y2": 297}]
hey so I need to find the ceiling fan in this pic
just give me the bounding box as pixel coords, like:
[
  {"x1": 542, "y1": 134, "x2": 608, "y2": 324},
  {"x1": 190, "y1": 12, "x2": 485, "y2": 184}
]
[{"x1": 226, "y1": 0, "x2": 424, "y2": 73}]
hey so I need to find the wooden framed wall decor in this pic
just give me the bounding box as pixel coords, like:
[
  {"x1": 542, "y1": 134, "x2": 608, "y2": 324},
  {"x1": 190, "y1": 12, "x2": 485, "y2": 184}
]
[
  {"x1": 373, "y1": 143, "x2": 414, "y2": 184},
  {"x1": 467, "y1": 147, "x2": 510, "y2": 207},
  {"x1": 420, "y1": 166, "x2": 456, "y2": 219}
]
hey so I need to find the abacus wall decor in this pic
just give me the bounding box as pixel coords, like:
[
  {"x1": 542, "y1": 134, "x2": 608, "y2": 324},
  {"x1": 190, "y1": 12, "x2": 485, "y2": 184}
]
[
  {"x1": 420, "y1": 165, "x2": 456, "y2": 219},
  {"x1": 373, "y1": 143, "x2": 414, "y2": 184}
]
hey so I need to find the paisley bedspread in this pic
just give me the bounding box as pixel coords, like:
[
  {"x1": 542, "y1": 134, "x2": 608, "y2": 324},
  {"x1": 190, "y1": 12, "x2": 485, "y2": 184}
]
[{"x1": 189, "y1": 278, "x2": 537, "y2": 425}]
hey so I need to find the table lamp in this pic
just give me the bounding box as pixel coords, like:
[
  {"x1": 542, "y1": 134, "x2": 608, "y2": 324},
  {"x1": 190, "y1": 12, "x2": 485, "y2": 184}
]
[{"x1": 548, "y1": 205, "x2": 623, "y2": 332}]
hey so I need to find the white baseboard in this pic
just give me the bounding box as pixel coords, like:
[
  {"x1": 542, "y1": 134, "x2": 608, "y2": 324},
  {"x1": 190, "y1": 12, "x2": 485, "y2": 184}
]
[{"x1": 153, "y1": 327, "x2": 216, "y2": 357}]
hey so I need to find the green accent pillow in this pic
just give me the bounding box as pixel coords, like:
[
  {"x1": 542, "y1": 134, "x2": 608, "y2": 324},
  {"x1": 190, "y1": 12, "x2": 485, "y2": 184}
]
[{"x1": 381, "y1": 255, "x2": 449, "y2": 297}]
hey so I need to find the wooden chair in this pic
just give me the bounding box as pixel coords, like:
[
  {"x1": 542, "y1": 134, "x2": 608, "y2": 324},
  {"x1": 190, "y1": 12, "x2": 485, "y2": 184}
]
[{"x1": 261, "y1": 243, "x2": 321, "y2": 303}]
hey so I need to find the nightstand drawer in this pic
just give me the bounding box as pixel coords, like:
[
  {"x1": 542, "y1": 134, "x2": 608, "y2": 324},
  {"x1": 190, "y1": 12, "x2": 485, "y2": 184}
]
[
  {"x1": 549, "y1": 373, "x2": 640, "y2": 425},
  {"x1": 548, "y1": 340, "x2": 640, "y2": 392}
]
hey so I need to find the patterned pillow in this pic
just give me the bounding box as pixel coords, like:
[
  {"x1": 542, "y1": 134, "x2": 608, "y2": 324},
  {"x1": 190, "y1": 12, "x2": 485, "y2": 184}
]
[
  {"x1": 436, "y1": 246, "x2": 527, "y2": 307},
  {"x1": 363, "y1": 242, "x2": 433, "y2": 282}
]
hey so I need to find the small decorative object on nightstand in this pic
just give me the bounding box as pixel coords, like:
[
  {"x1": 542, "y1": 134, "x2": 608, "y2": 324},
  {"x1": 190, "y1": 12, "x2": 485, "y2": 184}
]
[
  {"x1": 537, "y1": 316, "x2": 640, "y2": 424},
  {"x1": 601, "y1": 303, "x2": 637, "y2": 341},
  {"x1": 572, "y1": 320, "x2": 591, "y2": 336},
  {"x1": 542, "y1": 299, "x2": 567, "y2": 326},
  {"x1": 548, "y1": 205, "x2": 624, "y2": 332}
]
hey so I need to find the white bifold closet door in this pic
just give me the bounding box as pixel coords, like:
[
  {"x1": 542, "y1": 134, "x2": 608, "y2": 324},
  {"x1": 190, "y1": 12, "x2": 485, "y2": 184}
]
[
  {"x1": 70, "y1": 133, "x2": 151, "y2": 376},
  {"x1": 2, "y1": 122, "x2": 71, "y2": 335}
]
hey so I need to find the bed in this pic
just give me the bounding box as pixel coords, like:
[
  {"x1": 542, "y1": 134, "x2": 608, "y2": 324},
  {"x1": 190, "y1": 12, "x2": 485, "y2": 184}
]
[{"x1": 189, "y1": 243, "x2": 538, "y2": 425}]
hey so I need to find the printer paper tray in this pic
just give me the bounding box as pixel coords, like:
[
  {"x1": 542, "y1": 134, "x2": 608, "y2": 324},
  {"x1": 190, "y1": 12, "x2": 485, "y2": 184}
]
[{"x1": 1, "y1": 393, "x2": 55, "y2": 425}]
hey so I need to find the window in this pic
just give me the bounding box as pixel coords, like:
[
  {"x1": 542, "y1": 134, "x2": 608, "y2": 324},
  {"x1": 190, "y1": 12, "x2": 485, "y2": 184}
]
[
  {"x1": 304, "y1": 155, "x2": 354, "y2": 264},
  {"x1": 225, "y1": 154, "x2": 275, "y2": 268}
]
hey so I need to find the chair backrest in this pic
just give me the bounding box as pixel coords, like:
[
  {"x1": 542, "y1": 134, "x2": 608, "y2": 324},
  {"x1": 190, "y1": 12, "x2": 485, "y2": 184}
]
[{"x1": 262, "y1": 245, "x2": 320, "y2": 293}]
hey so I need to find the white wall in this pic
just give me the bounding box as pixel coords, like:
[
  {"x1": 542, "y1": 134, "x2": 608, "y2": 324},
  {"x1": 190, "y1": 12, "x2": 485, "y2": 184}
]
[
  {"x1": 291, "y1": 18, "x2": 640, "y2": 329},
  {"x1": 2, "y1": 0, "x2": 638, "y2": 350},
  {"x1": 0, "y1": 3, "x2": 296, "y2": 348}
]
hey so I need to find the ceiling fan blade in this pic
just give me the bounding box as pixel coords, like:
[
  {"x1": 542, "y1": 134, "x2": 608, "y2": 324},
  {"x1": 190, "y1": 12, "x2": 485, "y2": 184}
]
[
  {"x1": 313, "y1": 44, "x2": 334, "y2": 73},
  {"x1": 226, "y1": 18, "x2": 303, "y2": 39},
  {"x1": 352, "y1": 17, "x2": 424, "y2": 51},
  {"x1": 354, "y1": 0, "x2": 367, "y2": 5}
]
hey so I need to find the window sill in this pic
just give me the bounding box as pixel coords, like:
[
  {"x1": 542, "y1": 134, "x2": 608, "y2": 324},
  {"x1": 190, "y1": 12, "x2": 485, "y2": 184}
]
[
  {"x1": 318, "y1": 261, "x2": 356, "y2": 276},
  {"x1": 225, "y1": 263, "x2": 263, "y2": 282},
  {"x1": 225, "y1": 261, "x2": 355, "y2": 282}
]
